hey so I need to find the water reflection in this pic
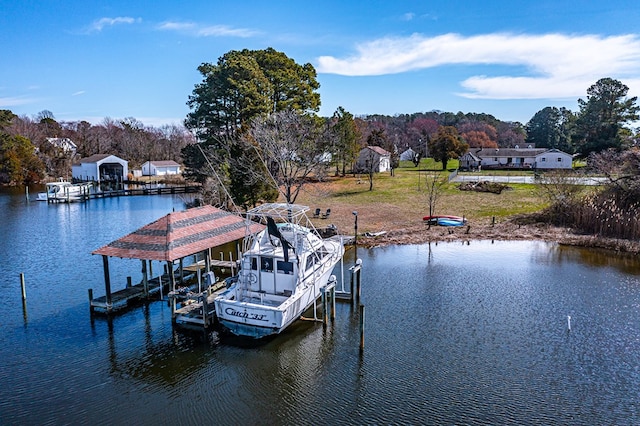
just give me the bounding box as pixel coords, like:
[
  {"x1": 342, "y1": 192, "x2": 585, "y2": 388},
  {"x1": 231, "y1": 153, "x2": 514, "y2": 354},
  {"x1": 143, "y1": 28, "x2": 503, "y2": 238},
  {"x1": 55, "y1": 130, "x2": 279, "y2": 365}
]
[{"x1": 2, "y1": 188, "x2": 640, "y2": 425}]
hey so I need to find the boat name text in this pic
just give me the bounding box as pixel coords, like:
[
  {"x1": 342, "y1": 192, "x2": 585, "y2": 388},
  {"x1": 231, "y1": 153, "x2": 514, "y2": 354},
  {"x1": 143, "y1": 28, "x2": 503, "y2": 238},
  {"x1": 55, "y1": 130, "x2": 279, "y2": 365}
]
[{"x1": 225, "y1": 308, "x2": 268, "y2": 322}]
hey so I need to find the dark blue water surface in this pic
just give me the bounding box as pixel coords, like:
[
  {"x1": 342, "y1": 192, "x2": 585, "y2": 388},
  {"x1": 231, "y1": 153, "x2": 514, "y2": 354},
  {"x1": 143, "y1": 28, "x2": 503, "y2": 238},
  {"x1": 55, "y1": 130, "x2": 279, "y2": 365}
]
[{"x1": 1, "y1": 188, "x2": 639, "y2": 425}]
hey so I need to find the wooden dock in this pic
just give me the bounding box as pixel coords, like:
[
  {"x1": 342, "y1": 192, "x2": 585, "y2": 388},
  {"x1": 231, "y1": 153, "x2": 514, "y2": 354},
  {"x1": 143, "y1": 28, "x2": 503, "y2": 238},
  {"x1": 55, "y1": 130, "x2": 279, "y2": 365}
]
[
  {"x1": 90, "y1": 274, "x2": 172, "y2": 313},
  {"x1": 46, "y1": 185, "x2": 200, "y2": 203},
  {"x1": 171, "y1": 281, "x2": 228, "y2": 328}
]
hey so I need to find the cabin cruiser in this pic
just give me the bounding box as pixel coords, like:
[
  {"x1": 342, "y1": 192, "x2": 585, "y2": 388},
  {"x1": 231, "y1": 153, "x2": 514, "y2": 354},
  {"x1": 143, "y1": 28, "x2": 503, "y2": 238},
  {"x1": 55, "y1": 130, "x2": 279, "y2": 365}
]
[
  {"x1": 215, "y1": 203, "x2": 344, "y2": 338},
  {"x1": 37, "y1": 180, "x2": 92, "y2": 202}
]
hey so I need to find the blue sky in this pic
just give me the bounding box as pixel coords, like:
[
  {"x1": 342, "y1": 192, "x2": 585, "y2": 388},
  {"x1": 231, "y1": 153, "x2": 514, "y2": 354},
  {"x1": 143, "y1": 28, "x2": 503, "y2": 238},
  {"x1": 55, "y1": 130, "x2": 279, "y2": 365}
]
[{"x1": 1, "y1": 1, "x2": 640, "y2": 127}]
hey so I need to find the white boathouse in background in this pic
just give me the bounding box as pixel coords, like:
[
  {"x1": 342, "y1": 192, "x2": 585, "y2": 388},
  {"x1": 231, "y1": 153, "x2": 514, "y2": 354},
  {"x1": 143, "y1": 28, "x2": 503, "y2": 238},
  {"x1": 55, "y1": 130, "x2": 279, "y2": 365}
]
[
  {"x1": 72, "y1": 154, "x2": 129, "y2": 183},
  {"x1": 141, "y1": 160, "x2": 182, "y2": 176}
]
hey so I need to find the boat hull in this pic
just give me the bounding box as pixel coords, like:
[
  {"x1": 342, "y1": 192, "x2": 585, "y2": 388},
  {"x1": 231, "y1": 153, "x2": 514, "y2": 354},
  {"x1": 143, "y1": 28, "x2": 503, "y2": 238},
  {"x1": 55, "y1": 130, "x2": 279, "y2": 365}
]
[{"x1": 215, "y1": 263, "x2": 338, "y2": 338}]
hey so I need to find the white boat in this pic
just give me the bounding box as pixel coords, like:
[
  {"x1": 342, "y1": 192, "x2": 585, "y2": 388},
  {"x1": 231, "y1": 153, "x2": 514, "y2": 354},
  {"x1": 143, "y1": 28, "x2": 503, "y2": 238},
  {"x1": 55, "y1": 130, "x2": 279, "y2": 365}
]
[
  {"x1": 37, "y1": 180, "x2": 92, "y2": 202},
  {"x1": 214, "y1": 203, "x2": 345, "y2": 338}
]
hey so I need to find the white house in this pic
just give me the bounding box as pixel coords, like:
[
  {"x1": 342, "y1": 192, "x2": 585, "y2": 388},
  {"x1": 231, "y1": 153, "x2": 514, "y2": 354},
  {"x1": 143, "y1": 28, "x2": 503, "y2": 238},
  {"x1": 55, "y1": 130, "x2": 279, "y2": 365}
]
[
  {"x1": 460, "y1": 148, "x2": 573, "y2": 170},
  {"x1": 46, "y1": 137, "x2": 77, "y2": 155},
  {"x1": 355, "y1": 146, "x2": 391, "y2": 173},
  {"x1": 142, "y1": 160, "x2": 182, "y2": 176},
  {"x1": 72, "y1": 154, "x2": 129, "y2": 182}
]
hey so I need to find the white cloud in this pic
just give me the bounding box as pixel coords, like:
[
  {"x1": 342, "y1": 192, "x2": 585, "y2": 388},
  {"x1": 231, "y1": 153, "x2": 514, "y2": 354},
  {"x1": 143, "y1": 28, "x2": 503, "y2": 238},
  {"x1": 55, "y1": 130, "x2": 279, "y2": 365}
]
[
  {"x1": 88, "y1": 17, "x2": 140, "y2": 33},
  {"x1": 0, "y1": 96, "x2": 35, "y2": 107},
  {"x1": 317, "y1": 33, "x2": 640, "y2": 99},
  {"x1": 72, "y1": 91, "x2": 86, "y2": 96},
  {"x1": 157, "y1": 21, "x2": 257, "y2": 38}
]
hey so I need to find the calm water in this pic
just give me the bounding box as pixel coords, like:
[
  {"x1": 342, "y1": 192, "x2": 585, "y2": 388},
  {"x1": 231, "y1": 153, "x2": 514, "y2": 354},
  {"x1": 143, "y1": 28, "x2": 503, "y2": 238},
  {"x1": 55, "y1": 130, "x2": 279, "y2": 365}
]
[{"x1": 1, "y1": 188, "x2": 639, "y2": 425}]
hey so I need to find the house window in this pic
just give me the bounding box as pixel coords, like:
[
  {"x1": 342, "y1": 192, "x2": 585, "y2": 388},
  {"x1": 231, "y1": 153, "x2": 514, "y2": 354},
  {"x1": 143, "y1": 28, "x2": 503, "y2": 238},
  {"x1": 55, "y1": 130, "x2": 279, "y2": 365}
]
[
  {"x1": 557, "y1": 157, "x2": 562, "y2": 162},
  {"x1": 541, "y1": 158, "x2": 547, "y2": 162}
]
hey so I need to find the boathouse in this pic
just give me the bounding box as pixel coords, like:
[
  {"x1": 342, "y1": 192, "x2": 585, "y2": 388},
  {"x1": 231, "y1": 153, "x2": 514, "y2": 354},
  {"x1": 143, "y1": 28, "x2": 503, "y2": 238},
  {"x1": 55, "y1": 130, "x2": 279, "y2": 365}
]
[
  {"x1": 72, "y1": 154, "x2": 129, "y2": 183},
  {"x1": 90, "y1": 205, "x2": 264, "y2": 315}
]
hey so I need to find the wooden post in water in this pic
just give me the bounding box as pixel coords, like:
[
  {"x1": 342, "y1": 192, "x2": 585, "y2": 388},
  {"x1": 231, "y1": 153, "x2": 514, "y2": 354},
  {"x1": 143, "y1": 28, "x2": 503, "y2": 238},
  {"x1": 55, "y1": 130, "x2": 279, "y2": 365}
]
[
  {"x1": 20, "y1": 273, "x2": 26, "y2": 301},
  {"x1": 141, "y1": 259, "x2": 149, "y2": 298},
  {"x1": 126, "y1": 276, "x2": 132, "y2": 288},
  {"x1": 88, "y1": 288, "x2": 94, "y2": 313},
  {"x1": 350, "y1": 268, "x2": 355, "y2": 303},
  {"x1": 102, "y1": 255, "x2": 112, "y2": 310},
  {"x1": 25, "y1": 187, "x2": 29, "y2": 202},
  {"x1": 330, "y1": 285, "x2": 336, "y2": 321},
  {"x1": 359, "y1": 304, "x2": 365, "y2": 351},
  {"x1": 322, "y1": 288, "x2": 328, "y2": 325}
]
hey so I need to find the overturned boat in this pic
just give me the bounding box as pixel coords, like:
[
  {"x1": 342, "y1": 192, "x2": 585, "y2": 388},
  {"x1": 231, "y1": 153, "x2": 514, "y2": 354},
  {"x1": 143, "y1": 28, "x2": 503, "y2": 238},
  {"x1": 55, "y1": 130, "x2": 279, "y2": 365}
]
[{"x1": 214, "y1": 203, "x2": 344, "y2": 338}]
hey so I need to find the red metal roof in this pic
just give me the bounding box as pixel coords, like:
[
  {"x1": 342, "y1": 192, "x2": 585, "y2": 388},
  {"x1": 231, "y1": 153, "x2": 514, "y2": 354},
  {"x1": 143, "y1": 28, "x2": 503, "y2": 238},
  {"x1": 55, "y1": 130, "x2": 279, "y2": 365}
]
[{"x1": 92, "y1": 205, "x2": 264, "y2": 261}]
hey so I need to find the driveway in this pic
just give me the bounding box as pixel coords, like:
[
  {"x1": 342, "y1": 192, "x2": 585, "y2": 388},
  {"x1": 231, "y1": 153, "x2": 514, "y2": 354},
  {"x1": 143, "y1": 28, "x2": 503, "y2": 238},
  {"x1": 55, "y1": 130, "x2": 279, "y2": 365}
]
[{"x1": 451, "y1": 174, "x2": 607, "y2": 185}]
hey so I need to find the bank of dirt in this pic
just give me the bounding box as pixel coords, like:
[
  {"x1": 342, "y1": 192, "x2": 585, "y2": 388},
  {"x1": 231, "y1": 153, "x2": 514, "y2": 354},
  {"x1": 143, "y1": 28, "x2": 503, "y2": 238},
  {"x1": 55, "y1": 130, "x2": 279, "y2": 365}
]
[{"x1": 317, "y1": 210, "x2": 640, "y2": 254}]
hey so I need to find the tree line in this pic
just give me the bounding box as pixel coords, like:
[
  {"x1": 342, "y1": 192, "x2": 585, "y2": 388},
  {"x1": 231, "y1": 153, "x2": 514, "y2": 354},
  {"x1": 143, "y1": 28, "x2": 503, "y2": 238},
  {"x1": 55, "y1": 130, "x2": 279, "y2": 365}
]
[
  {"x1": 2, "y1": 47, "x2": 638, "y2": 199},
  {"x1": 0, "y1": 110, "x2": 193, "y2": 185}
]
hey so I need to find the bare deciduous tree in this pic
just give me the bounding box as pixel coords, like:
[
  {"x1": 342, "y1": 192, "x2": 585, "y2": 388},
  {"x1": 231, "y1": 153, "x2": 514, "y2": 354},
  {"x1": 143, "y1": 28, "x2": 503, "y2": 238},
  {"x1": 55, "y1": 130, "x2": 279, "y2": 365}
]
[{"x1": 245, "y1": 110, "x2": 331, "y2": 204}]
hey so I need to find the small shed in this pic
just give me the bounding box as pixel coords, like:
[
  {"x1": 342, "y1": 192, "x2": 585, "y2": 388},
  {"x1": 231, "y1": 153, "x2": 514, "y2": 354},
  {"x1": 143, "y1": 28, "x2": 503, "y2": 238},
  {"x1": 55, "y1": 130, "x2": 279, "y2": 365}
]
[
  {"x1": 72, "y1": 154, "x2": 129, "y2": 183},
  {"x1": 142, "y1": 160, "x2": 182, "y2": 176},
  {"x1": 355, "y1": 146, "x2": 391, "y2": 173}
]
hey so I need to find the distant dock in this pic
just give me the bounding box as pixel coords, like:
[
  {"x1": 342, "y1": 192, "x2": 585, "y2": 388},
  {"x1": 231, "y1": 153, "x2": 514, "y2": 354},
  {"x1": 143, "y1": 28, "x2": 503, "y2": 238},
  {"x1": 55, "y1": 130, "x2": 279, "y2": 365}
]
[{"x1": 44, "y1": 184, "x2": 200, "y2": 203}]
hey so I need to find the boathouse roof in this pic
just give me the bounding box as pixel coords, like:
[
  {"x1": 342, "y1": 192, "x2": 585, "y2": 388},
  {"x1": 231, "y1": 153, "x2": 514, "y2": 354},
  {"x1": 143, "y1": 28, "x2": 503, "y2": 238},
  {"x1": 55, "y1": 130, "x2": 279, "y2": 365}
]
[{"x1": 93, "y1": 205, "x2": 264, "y2": 261}]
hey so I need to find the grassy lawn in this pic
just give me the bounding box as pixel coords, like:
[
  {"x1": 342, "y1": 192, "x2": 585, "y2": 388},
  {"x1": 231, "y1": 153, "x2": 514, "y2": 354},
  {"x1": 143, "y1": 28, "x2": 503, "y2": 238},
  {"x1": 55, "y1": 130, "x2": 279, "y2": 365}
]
[{"x1": 295, "y1": 162, "x2": 549, "y2": 234}]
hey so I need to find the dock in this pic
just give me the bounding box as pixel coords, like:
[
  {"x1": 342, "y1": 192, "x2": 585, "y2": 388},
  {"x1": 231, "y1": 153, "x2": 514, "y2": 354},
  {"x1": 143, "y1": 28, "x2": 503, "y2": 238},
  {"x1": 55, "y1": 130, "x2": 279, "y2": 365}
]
[
  {"x1": 170, "y1": 281, "x2": 228, "y2": 328},
  {"x1": 45, "y1": 185, "x2": 200, "y2": 203},
  {"x1": 89, "y1": 273, "x2": 190, "y2": 313}
]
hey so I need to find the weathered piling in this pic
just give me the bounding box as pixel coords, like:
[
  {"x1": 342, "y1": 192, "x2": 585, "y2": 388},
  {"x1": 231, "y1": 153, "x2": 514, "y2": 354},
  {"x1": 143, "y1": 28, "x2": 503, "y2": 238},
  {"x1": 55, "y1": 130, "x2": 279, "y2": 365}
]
[
  {"x1": 359, "y1": 304, "x2": 365, "y2": 351},
  {"x1": 88, "y1": 289, "x2": 94, "y2": 313},
  {"x1": 20, "y1": 273, "x2": 26, "y2": 301}
]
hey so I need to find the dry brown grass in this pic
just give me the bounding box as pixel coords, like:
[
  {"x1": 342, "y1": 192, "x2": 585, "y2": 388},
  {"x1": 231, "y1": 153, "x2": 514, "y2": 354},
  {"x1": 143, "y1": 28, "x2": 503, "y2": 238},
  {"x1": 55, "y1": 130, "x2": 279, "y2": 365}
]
[{"x1": 291, "y1": 171, "x2": 640, "y2": 254}]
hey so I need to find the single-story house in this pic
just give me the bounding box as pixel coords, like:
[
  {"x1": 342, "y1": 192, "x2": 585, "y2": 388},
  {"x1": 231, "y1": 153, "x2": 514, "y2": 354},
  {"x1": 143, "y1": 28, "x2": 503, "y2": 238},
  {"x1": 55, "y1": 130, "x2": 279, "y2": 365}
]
[
  {"x1": 459, "y1": 148, "x2": 573, "y2": 170},
  {"x1": 142, "y1": 160, "x2": 182, "y2": 176},
  {"x1": 72, "y1": 154, "x2": 129, "y2": 183},
  {"x1": 355, "y1": 146, "x2": 391, "y2": 173},
  {"x1": 46, "y1": 137, "x2": 77, "y2": 155}
]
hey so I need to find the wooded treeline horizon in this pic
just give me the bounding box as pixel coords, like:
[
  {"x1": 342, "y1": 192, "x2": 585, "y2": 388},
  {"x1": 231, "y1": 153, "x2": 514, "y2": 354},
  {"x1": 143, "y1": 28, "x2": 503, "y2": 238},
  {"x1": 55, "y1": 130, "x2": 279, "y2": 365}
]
[{"x1": 1, "y1": 47, "x2": 638, "y2": 191}]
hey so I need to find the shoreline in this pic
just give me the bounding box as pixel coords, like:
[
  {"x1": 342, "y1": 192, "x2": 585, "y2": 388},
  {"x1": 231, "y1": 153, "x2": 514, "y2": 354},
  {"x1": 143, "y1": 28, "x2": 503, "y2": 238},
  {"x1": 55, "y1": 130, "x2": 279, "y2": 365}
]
[{"x1": 352, "y1": 219, "x2": 640, "y2": 254}]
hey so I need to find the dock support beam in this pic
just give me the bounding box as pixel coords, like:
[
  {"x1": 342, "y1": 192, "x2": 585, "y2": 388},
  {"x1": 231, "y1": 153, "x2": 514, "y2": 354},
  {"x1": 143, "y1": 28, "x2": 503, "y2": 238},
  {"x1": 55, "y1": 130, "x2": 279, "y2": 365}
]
[
  {"x1": 102, "y1": 255, "x2": 112, "y2": 310},
  {"x1": 141, "y1": 259, "x2": 149, "y2": 298}
]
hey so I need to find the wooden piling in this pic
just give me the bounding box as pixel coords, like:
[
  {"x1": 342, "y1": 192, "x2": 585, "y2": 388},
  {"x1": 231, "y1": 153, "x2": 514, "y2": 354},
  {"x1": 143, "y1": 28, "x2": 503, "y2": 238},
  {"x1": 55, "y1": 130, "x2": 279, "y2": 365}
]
[
  {"x1": 102, "y1": 255, "x2": 112, "y2": 309},
  {"x1": 126, "y1": 276, "x2": 132, "y2": 288},
  {"x1": 88, "y1": 288, "x2": 94, "y2": 313},
  {"x1": 322, "y1": 289, "x2": 328, "y2": 325},
  {"x1": 359, "y1": 304, "x2": 365, "y2": 351},
  {"x1": 330, "y1": 286, "x2": 336, "y2": 321},
  {"x1": 20, "y1": 273, "x2": 26, "y2": 300}
]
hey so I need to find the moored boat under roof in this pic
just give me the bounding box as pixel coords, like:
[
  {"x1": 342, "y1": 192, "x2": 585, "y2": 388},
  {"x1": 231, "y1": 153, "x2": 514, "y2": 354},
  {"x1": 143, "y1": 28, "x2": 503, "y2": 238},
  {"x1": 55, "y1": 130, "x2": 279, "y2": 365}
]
[{"x1": 214, "y1": 203, "x2": 345, "y2": 338}]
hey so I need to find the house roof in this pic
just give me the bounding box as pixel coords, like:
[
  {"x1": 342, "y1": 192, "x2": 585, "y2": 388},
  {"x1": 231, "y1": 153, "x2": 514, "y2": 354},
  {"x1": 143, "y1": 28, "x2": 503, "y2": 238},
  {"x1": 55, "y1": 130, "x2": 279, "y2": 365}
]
[
  {"x1": 148, "y1": 160, "x2": 181, "y2": 167},
  {"x1": 92, "y1": 205, "x2": 264, "y2": 261},
  {"x1": 366, "y1": 146, "x2": 391, "y2": 156},
  {"x1": 75, "y1": 154, "x2": 116, "y2": 164},
  {"x1": 46, "y1": 137, "x2": 77, "y2": 149},
  {"x1": 473, "y1": 148, "x2": 550, "y2": 158}
]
